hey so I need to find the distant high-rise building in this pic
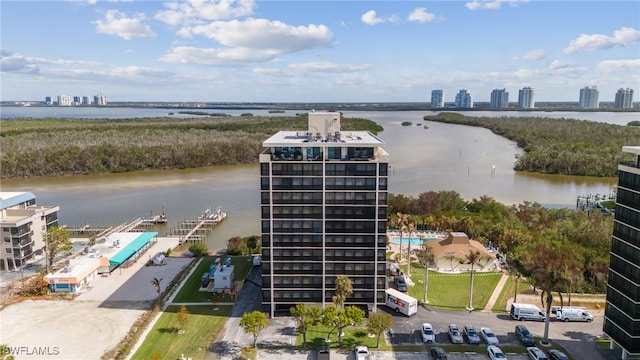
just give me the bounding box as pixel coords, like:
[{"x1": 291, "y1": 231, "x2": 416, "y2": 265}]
[
  {"x1": 578, "y1": 86, "x2": 599, "y2": 109},
  {"x1": 490, "y1": 89, "x2": 509, "y2": 108},
  {"x1": 45, "y1": 96, "x2": 53, "y2": 105},
  {"x1": 614, "y1": 88, "x2": 634, "y2": 109},
  {"x1": 94, "y1": 94, "x2": 107, "y2": 106},
  {"x1": 603, "y1": 146, "x2": 640, "y2": 358},
  {"x1": 454, "y1": 89, "x2": 473, "y2": 108},
  {"x1": 57, "y1": 95, "x2": 73, "y2": 106},
  {"x1": 431, "y1": 90, "x2": 444, "y2": 108},
  {"x1": 518, "y1": 87, "x2": 535, "y2": 109},
  {"x1": 82, "y1": 96, "x2": 91, "y2": 105}
]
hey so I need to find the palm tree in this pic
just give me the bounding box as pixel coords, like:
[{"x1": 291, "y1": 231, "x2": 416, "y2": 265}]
[
  {"x1": 464, "y1": 250, "x2": 487, "y2": 311},
  {"x1": 445, "y1": 254, "x2": 459, "y2": 271},
  {"x1": 420, "y1": 243, "x2": 435, "y2": 304},
  {"x1": 151, "y1": 277, "x2": 163, "y2": 294},
  {"x1": 395, "y1": 213, "x2": 408, "y2": 262},
  {"x1": 332, "y1": 275, "x2": 353, "y2": 309},
  {"x1": 406, "y1": 220, "x2": 416, "y2": 277}
]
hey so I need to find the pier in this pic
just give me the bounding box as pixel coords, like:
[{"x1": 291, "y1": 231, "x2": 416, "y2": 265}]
[{"x1": 170, "y1": 207, "x2": 227, "y2": 245}]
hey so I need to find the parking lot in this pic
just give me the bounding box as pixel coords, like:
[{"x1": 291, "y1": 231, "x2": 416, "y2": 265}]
[{"x1": 249, "y1": 302, "x2": 607, "y2": 360}]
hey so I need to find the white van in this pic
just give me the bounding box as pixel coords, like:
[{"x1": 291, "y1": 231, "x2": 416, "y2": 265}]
[
  {"x1": 385, "y1": 288, "x2": 418, "y2": 316},
  {"x1": 555, "y1": 307, "x2": 593, "y2": 322},
  {"x1": 510, "y1": 303, "x2": 547, "y2": 321}
]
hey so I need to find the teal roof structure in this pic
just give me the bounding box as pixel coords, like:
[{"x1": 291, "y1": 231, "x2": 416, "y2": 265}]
[{"x1": 109, "y1": 232, "x2": 157, "y2": 266}]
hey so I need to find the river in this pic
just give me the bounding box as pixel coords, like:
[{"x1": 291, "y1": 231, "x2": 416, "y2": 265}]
[{"x1": 1, "y1": 108, "x2": 632, "y2": 251}]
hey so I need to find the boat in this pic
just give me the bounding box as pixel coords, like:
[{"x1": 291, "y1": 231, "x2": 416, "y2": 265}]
[{"x1": 200, "y1": 207, "x2": 227, "y2": 222}]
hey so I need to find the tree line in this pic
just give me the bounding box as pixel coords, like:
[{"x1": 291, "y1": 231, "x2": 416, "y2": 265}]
[
  {"x1": 423, "y1": 112, "x2": 640, "y2": 177},
  {"x1": 389, "y1": 190, "x2": 612, "y2": 294},
  {"x1": 0, "y1": 115, "x2": 383, "y2": 179}
]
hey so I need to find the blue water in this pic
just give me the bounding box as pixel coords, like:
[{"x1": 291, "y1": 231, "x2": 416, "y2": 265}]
[{"x1": 390, "y1": 237, "x2": 437, "y2": 245}]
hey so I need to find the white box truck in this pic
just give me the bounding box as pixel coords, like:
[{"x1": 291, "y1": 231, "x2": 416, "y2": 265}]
[
  {"x1": 555, "y1": 307, "x2": 593, "y2": 322},
  {"x1": 510, "y1": 303, "x2": 547, "y2": 321},
  {"x1": 385, "y1": 288, "x2": 418, "y2": 316}
]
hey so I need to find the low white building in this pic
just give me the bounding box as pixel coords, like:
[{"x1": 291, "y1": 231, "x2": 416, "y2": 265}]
[{"x1": 0, "y1": 192, "x2": 59, "y2": 271}]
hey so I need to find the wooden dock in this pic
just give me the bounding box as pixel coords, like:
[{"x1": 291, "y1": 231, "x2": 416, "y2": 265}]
[{"x1": 173, "y1": 208, "x2": 227, "y2": 245}]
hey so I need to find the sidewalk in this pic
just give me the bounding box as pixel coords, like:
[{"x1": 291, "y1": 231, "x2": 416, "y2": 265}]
[{"x1": 482, "y1": 271, "x2": 509, "y2": 312}]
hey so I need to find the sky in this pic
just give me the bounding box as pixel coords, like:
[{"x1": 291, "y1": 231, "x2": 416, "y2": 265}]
[{"x1": 1, "y1": 0, "x2": 639, "y2": 103}]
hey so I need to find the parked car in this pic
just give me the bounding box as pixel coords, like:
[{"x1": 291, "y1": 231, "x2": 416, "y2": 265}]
[
  {"x1": 317, "y1": 344, "x2": 330, "y2": 360},
  {"x1": 447, "y1": 324, "x2": 464, "y2": 344},
  {"x1": 463, "y1": 324, "x2": 481, "y2": 344},
  {"x1": 421, "y1": 323, "x2": 436, "y2": 343},
  {"x1": 515, "y1": 324, "x2": 535, "y2": 346},
  {"x1": 487, "y1": 345, "x2": 507, "y2": 360},
  {"x1": 430, "y1": 346, "x2": 448, "y2": 360},
  {"x1": 526, "y1": 347, "x2": 549, "y2": 360},
  {"x1": 481, "y1": 327, "x2": 500, "y2": 346},
  {"x1": 252, "y1": 255, "x2": 262, "y2": 266},
  {"x1": 354, "y1": 345, "x2": 370, "y2": 360},
  {"x1": 547, "y1": 349, "x2": 569, "y2": 360},
  {"x1": 395, "y1": 275, "x2": 408, "y2": 292}
]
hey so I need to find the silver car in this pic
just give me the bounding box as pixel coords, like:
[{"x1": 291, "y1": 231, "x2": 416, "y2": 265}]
[
  {"x1": 448, "y1": 324, "x2": 464, "y2": 344},
  {"x1": 481, "y1": 327, "x2": 500, "y2": 346},
  {"x1": 463, "y1": 324, "x2": 481, "y2": 344}
]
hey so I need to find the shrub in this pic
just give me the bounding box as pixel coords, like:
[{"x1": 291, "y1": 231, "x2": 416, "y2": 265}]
[{"x1": 188, "y1": 243, "x2": 208, "y2": 257}]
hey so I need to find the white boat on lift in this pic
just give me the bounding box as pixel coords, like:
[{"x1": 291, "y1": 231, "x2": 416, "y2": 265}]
[{"x1": 200, "y1": 207, "x2": 227, "y2": 223}]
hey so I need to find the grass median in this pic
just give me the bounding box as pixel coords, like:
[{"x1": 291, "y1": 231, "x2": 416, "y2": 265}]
[{"x1": 131, "y1": 305, "x2": 232, "y2": 360}]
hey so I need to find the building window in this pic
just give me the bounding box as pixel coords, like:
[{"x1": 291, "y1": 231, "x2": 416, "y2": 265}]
[{"x1": 5, "y1": 248, "x2": 12, "y2": 254}]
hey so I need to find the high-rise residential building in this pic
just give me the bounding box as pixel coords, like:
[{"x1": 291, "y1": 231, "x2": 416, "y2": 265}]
[
  {"x1": 0, "y1": 192, "x2": 59, "y2": 271},
  {"x1": 57, "y1": 95, "x2": 73, "y2": 106},
  {"x1": 82, "y1": 96, "x2": 91, "y2": 105},
  {"x1": 259, "y1": 112, "x2": 389, "y2": 317},
  {"x1": 578, "y1": 86, "x2": 600, "y2": 109},
  {"x1": 490, "y1": 88, "x2": 509, "y2": 108},
  {"x1": 614, "y1": 88, "x2": 634, "y2": 109},
  {"x1": 94, "y1": 94, "x2": 107, "y2": 106},
  {"x1": 454, "y1": 89, "x2": 473, "y2": 108},
  {"x1": 518, "y1": 87, "x2": 535, "y2": 109},
  {"x1": 603, "y1": 146, "x2": 640, "y2": 359},
  {"x1": 431, "y1": 89, "x2": 444, "y2": 108}
]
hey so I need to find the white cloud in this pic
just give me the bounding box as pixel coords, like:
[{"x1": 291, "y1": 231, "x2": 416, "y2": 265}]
[
  {"x1": 287, "y1": 62, "x2": 372, "y2": 74},
  {"x1": 522, "y1": 49, "x2": 546, "y2": 61},
  {"x1": 155, "y1": 0, "x2": 255, "y2": 26},
  {"x1": 254, "y1": 61, "x2": 371, "y2": 77},
  {"x1": 548, "y1": 60, "x2": 568, "y2": 70},
  {"x1": 361, "y1": 10, "x2": 385, "y2": 25},
  {"x1": 564, "y1": 27, "x2": 640, "y2": 54},
  {"x1": 465, "y1": 0, "x2": 527, "y2": 10},
  {"x1": 596, "y1": 59, "x2": 640, "y2": 73},
  {"x1": 181, "y1": 18, "x2": 332, "y2": 54},
  {"x1": 160, "y1": 46, "x2": 278, "y2": 66},
  {"x1": 94, "y1": 10, "x2": 156, "y2": 40},
  {"x1": 407, "y1": 7, "x2": 436, "y2": 23}
]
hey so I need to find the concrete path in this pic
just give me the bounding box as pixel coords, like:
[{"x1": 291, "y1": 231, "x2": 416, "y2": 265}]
[{"x1": 482, "y1": 272, "x2": 509, "y2": 312}]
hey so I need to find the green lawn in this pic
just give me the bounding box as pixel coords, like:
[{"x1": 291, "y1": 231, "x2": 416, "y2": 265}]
[
  {"x1": 299, "y1": 324, "x2": 391, "y2": 351},
  {"x1": 172, "y1": 255, "x2": 253, "y2": 303},
  {"x1": 405, "y1": 264, "x2": 502, "y2": 310},
  {"x1": 491, "y1": 276, "x2": 534, "y2": 312},
  {"x1": 131, "y1": 305, "x2": 232, "y2": 360}
]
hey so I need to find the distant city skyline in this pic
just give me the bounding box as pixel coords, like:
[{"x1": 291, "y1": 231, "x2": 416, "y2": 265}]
[{"x1": 1, "y1": 1, "x2": 639, "y2": 103}]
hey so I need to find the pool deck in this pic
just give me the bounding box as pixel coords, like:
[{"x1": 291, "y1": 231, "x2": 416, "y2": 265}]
[{"x1": 386, "y1": 230, "x2": 448, "y2": 264}]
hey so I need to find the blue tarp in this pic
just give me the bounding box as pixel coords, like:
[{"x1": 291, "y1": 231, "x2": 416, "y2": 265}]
[{"x1": 109, "y1": 232, "x2": 157, "y2": 266}]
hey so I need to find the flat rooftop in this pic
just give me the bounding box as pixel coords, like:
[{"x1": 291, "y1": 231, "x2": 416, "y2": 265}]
[{"x1": 263, "y1": 130, "x2": 385, "y2": 147}]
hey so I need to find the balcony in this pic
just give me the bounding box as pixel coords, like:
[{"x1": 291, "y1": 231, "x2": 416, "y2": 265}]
[{"x1": 12, "y1": 237, "x2": 33, "y2": 248}]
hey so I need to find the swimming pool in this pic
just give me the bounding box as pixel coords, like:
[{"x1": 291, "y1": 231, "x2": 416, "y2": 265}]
[{"x1": 390, "y1": 237, "x2": 437, "y2": 245}]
